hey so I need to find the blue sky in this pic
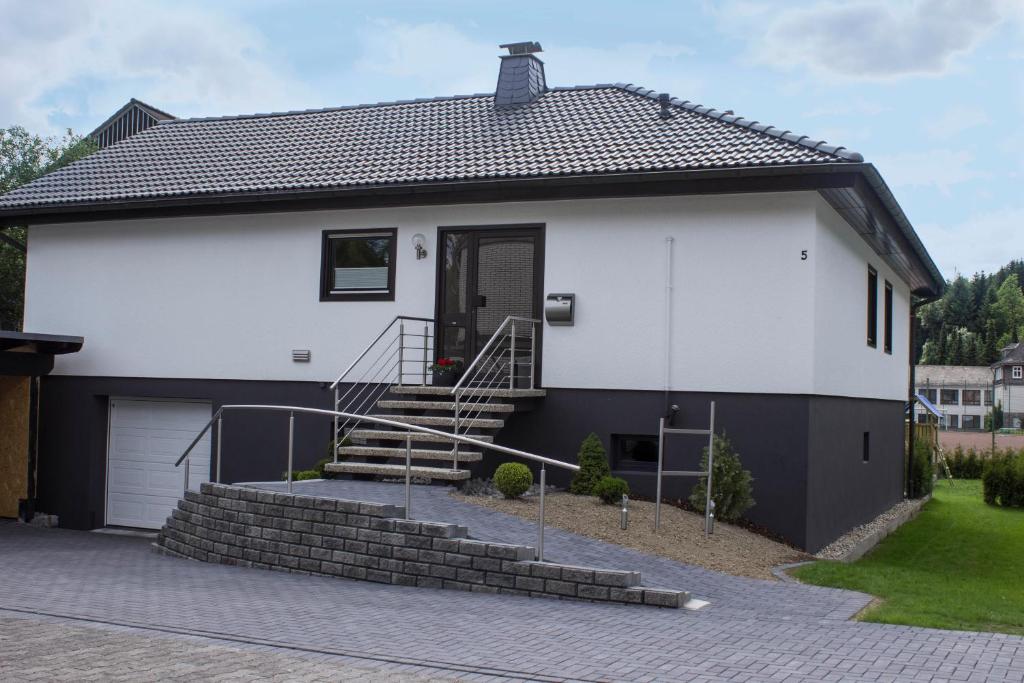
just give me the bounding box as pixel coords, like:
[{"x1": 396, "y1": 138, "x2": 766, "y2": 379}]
[{"x1": 2, "y1": 0, "x2": 1021, "y2": 279}]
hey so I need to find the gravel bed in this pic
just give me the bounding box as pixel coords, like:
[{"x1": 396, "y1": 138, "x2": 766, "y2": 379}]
[
  {"x1": 814, "y1": 498, "x2": 922, "y2": 560},
  {"x1": 452, "y1": 491, "x2": 808, "y2": 580}
]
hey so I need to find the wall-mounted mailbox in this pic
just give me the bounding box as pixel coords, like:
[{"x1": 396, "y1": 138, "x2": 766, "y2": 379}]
[{"x1": 545, "y1": 293, "x2": 575, "y2": 326}]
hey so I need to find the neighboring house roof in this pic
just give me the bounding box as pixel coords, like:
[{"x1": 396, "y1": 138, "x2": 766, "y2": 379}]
[
  {"x1": 0, "y1": 81, "x2": 945, "y2": 296},
  {"x1": 916, "y1": 365, "x2": 993, "y2": 385},
  {"x1": 993, "y1": 343, "x2": 1024, "y2": 367},
  {"x1": 89, "y1": 98, "x2": 176, "y2": 149},
  {"x1": 2, "y1": 85, "x2": 853, "y2": 210}
]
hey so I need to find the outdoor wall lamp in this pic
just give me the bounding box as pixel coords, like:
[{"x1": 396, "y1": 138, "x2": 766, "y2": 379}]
[{"x1": 412, "y1": 233, "x2": 428, "y2": 260}]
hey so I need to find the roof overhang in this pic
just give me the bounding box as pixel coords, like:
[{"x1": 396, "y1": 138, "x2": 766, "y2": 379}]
[
  {"x1": 0, "y1": 162, "x2": 944, "y2": 297},
  {"x1": 0, "y1": 331, "x2": 84, "y2": 376}
]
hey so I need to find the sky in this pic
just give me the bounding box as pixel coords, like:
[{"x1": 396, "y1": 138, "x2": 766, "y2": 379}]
[{"x1": 1, "y1": 0, "x2": 1021, "y2": 280}]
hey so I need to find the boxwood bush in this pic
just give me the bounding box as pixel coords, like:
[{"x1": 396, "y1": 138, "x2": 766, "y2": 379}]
[
  {"x1": 982, "y1": 449, "x2": 1024, "y2": 508},
  {"x1": 493, "y1": 462, "x2": 533, "y2": 499},
  {"x1": 593, "y1": 476, "x2": 629, "y2": 505}
]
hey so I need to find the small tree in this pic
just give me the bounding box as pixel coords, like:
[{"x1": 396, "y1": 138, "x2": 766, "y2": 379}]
[
  {"x1": 688, "y1": 434, "x2": 754, "y2": 522},
  {"x1": 908, "y1": 438, "x2": 934, "y2": 498},
  {"x1": 569, "y1": 433, "x2": 610, "y2": 495}
]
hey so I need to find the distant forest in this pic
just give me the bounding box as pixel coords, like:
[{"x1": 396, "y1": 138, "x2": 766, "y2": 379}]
[{"x1": 915, "y1": 259, "x2": 1024, "y2": 366}]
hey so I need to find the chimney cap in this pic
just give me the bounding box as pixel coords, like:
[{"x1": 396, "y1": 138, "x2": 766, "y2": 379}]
[{"x1": 499, "y1": 41, "x2": 542, "y2": 56}]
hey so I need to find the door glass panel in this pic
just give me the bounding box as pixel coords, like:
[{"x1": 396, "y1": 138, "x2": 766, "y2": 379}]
[
  {"x1": 475, "y1": 235, "x2": 534, "y2": 349},
  {"x1": 443, "y1": 232, "x2": 470, "y2": 315},
  {"x1": 442, "y1": 327, "x2": 467, "y2": 365}
]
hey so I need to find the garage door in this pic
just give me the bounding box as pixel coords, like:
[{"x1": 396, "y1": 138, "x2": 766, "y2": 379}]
[{"x1": 106, "y1": 398, "x2": 212, "y2": 529}]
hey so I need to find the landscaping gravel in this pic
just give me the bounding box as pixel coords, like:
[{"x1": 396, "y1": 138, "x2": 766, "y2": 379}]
[
  {"x1": 814, "y1": 498, "x2": 922, "y2": 560},
  {"x1": 452, "y1": 491, "x2": 808, "y2": 580}
]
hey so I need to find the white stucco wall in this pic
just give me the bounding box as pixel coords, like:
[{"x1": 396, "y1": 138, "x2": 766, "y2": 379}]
[{"x1": 24, "y1": 192, "x2": 909, "y2": 400}]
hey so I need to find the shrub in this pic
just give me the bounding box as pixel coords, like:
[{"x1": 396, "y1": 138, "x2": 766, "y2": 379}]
[
  {"x1": 593, "y1": 476, "x2": 629, "y2": 505},
  {"x1": 569, "y1": 433, "x2": 611, "y2": 495},
  {"x1": 908, "y1": 438, "x2": 934, "y2": 498},
  {"x1": 688, "y1": 433, "x2": 754, "y2": 522},
  {"x1": 493, "y1": 462, "x2": 533, "y2": 499},
  {"x1": 295, "y1": 469, "x2": 321, "y2": 481},
  {"x1": 983, "y1": 449, "x2": 1024, "y2": 508}
]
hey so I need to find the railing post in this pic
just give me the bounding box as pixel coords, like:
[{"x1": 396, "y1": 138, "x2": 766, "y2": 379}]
[
  {"x1": 509, "y1": 320, "x2": 516, "y2": 390},
  {"x1": 184, "y1": 456, "x2": 191, "y2": 494},
  {"x1": 452, "y1": 393, "x2": 460, "y2": 469},
  {"x1": 215, "y1": 414, "x2": 223, "y2": 484},
  {"x1": 333, "y1": 386, "x2": 339, "y2": 463},
  {"x1": 537, "y1": 464, "x2": 546, "y2": 562},
  {"x1": 655, "y1": 416, "x2": 664, "y2": 530},
  {"x1": 397, "y1": 320, "x2": 405, "y2": 385},
  {"x1": 529, "y1": 322, "x2": 536, "y2": 389},
  {"x1": 405, "y1": 433, "x2": 412, "y2": 521},
  {"x1": 422, "y1": 322, "x2": 429, "y2": 385},
  {"x1": 287, "y1": 411, "x2": 295, "y2": 494}
]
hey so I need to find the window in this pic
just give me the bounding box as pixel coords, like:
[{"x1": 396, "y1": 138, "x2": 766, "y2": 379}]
[
  {"x1": 612, "y1": 434, "x2": 659, "y2": 472},
  {"x1": 948, "y1": 414, "x2": 959, "y2": 429},
  {"x1": 320, "y1": 228, "x2": 397, "y2": 301},
  {"x1": 862, "y1": 432, "x2": 870, "y2": 462},
  {"x1": 917, "y1": 413, "x2": 928, "y2": 424},
  {"x1": 963, "y1": 390, "x2": 981, "y2": 406},
  {"x1": 867, "y1": 267, "x2": 878, "y2": 348},
  {"x1": 940, "y1": 389, "x2": 959, "y2": 405},
  {"x1": 883, "y1": 281, "x2": 893, "y2": 354},
  {"x1": 1014, "y1": 366, "x2": 1023, "y2": 380},
  {"x1": 918, "y1": 388, "x2": 937, "y2": 404},
  {"x1": 984, "y1": 390, "x2": 993, "y2": 406},
  {"x1": 963, "y1": 415, "x2": 981, "y2": 430}
]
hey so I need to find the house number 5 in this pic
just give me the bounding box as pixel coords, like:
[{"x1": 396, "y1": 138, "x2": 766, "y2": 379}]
[{"x1": 801, "y1": 250, "x2": 808, "y2": 260}]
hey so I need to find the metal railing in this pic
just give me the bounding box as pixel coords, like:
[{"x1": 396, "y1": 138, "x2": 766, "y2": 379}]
[
  {"x1": 174, "y1": 404, "x2": 576, "y2": 562},
  {"x1": 450, "y1": 316, "x2": 540, "y2": 466},
  {"x1": 328, "y1": 316, "x2": 435, "y2": 460}
]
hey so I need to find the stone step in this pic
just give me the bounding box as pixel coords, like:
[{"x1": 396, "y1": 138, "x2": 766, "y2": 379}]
[
  {"x1": 349, "y1": 429, "x2": 494, "y2": 444},
  {"x1": 375, "y1": 414, "x2": 504, "y2": 429},
  {"x1": 376, "y1": 400, "x2": 515, "y2": 413},
  {"x1": 388, "y1": 385, "x2": 546, "y2": 398},
  {"x1": 336, "y1": 445, "x2": 483, "y2": 462},
  {"x1": 323, "y1": 462, "x2": 471, "y2": 480}
]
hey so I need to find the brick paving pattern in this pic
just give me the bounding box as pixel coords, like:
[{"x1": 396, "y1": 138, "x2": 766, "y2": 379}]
[{"x1": 2, "y1": 481, "x2": 1023, "y2": 682}]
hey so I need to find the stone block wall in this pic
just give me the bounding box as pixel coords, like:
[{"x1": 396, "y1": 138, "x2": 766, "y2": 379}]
[{"x1": 157, "y1": 483, "x2": 687, "y2": 608}]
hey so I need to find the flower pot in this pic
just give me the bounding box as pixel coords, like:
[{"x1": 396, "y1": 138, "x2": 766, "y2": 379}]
[{"x1": 432, "y1": 370, "x2": 459, "y2": 387}]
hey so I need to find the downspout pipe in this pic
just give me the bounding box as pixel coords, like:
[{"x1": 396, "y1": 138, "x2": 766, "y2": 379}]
[{"x1": 664, "y1": 236, "x2": 674, "y2": 423}]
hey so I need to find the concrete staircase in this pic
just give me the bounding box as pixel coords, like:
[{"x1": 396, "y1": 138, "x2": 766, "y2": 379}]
[{"x1": 325, "y1": 385, "x2": 545, "y2": 481}]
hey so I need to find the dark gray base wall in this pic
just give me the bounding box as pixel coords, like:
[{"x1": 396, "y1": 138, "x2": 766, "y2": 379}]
[
  {"x1": 36, "y1": 375, "x2": 335, "y2": 530},
  {"x1": 492, "y1": 389, "x2": 905, "y2": 553}
]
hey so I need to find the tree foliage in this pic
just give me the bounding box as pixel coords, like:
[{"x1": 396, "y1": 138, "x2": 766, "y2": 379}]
[
  {"x1": 916, "y1": 262, "x2": 1024, "y2": 366},
  {"x1": 0, "y1": 126, "x2": 97, "y2": 330}
]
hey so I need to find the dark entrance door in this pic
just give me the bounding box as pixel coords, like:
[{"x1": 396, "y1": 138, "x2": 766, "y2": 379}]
[{"x1": 436, "y1": 226, "x2": 543, "y2": 371}]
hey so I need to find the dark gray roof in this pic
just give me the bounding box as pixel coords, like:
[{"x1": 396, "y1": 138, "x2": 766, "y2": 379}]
[
  {"x1": 0, "y1": 84, "x2": 861, "y2": 211},
  {"x1": 994, "y1": 343, "x2": 1024, "y2": 366}
]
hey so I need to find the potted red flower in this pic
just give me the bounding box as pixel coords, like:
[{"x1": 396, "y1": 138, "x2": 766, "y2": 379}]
[{"x1": 430, "y1": 357, "x2": 464, "y2": 387}]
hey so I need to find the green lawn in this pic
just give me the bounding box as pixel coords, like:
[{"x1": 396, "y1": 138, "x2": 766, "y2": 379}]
[{"x1": 792, "y1": 480, "x2": 1024, "y2": 635}]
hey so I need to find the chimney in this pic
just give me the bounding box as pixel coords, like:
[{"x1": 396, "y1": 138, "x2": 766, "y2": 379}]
[{"x1": 495, "y1": 41, "x2": 546, "y2": 107}]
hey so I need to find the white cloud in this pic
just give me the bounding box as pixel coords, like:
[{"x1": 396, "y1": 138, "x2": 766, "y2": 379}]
[
  {"x1": 721, "y1": 0, "x2": 1007, "y2": 80},
  {"x1": 923, "y1": 105, "x2": 990, "y2": 138},
  {"x1": 354, "y1": 21, "x2": 701, "y2": 100},
  {"x1": 874, "y1": 149, "x2": 987, "y2": 194},
  {"x1": 918, "y1": 207, "x2": 1024, "y2": 276},
  {"x1": 0, "y1": 0, "x2": 314, "y2": 132}
]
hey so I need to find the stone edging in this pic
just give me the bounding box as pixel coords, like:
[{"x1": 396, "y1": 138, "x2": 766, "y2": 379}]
[
  {"x1": 832, "y1": 495, "x2": 930, "y2": 563},
  {"x1": 156, "y1": 483, "x2": 688, "y2": 608}
]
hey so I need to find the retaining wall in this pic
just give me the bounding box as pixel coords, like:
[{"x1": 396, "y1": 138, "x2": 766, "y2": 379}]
[{"x1": 157, "y1": 483, "x2": 687, "y2": 608}]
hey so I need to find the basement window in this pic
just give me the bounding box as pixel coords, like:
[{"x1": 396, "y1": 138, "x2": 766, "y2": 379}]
[
  {"x1": 320, "y1": 228, "x2": 397, "y2": 302},
  {"x1": 883, "y1": 281, "x2": 893, "y2": 354},
  {"x1": 862, "y1": 432, "x2": 870, "y2": 462},
  {"x1": 612, "y1": 434, "x2": 659, "y2": 472},
  {"x1": 867, "y1": 266, "x2": 878, "y2": 348}
]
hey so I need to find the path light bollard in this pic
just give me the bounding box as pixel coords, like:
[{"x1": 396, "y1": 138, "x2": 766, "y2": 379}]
[
  {"x1": 620, "y1": 494, "x2": 629, "y2": 530},
  {"x1": 183, "y1": 456, "x2": 190, "y2": 494},
  {"x1": 706, "y1": 499, "x2": 715, "y2": 535}
]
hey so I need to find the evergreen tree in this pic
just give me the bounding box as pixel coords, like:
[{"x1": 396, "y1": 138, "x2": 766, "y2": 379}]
[
  {"x1": 942, "y1": 276, "x2": 973, "y2": 329},
  {"x1": 945, "y1": 329, "x2": 963, "y2": 365},
  {"x1": 994, "y1": 275, "x2": 1024, "y2": 348}
]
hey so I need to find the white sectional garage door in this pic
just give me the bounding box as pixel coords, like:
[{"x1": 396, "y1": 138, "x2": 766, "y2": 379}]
[{"x1": 106, "y1": 398, "x2": 212, "y2": 529}]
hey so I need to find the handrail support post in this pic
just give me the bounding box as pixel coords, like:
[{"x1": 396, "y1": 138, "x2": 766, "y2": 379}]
[
  {"x1": 655, "y1": 416, "x2": 664, "y2": 530},
  {"x1": 287, "y1": 411, "x2": 295, "y2": 494},
  {"x1": 184, "y1": 456, "x2": 191, "y2": 494},
  {"x1": 405, "y1": 433, "x2": 412, "y2": 521},
  {"x1": 333, "y1": 386, "x2": 339, "y2": 463},
  {"x1": 422, "y1": 322, "x2": 429, "y2": 386},
  {"x1": 537, "y1": 465, "x2": 546, "y2": 562},
  {"x1": 509, "y1": 321, "x2": 516, "y2": 390},
  {"x1": 215, "y1": 414, "x2": 223, "y2": 484},
  {"x1": 397, "y1": 320, "x2": 405, "y2": 386},
  {"x1": 529, "y1": 322, "x2": 536, "y2": 389}
]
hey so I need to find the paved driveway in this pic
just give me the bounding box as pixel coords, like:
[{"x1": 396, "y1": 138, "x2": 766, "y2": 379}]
[{"x1": 1, "y1": 482, "x2": 1023, "y2": 682}]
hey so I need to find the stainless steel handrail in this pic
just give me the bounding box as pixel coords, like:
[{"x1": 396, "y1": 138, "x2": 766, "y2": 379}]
[
  {"x1": 174, "y1": 403, "x2": 574, "y2": 561},
  {"x1": 329, "y1": 315, "x2": 434, "y2": 390},
  {"x1": 450, "y1": 316, "x2": 540, "y2": 394}
]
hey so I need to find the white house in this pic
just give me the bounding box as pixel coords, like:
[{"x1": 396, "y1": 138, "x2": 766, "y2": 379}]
[
  {"x1": 914, "y1": 365, "x2": 993, "y2": 430},
  {"x1": 0, "y1": 43, "x2": 944, "y2": 551}
]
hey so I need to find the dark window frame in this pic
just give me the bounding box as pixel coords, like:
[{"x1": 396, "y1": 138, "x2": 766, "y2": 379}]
[
  {"x1": 611, "y1": 433, "x2": 660, "y2": 473},
  {"x1": 984, "y1": 390, "x2": 993, "y2": 406},
  {"x1": 319, "y1": 228, "x2": 398, "y2": 302},
  {"x1": 862, "y1": 431, "x2": 870, "y2": 463},
  {"x1": 962, "y1": 389, "x2": 981, "y2": 406},
  {"x1": 940, "y1": 388, "x2": 959, "y2": 405},
  {"x1": 883, "y1": 280, "x2": 893, "y2": 354},
  {"x1": 918, "y1": 388, "x2": 937, "y2": 404},
  {"x1": 867, "y1": 266, "x2": 878, "y2": 348}
]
